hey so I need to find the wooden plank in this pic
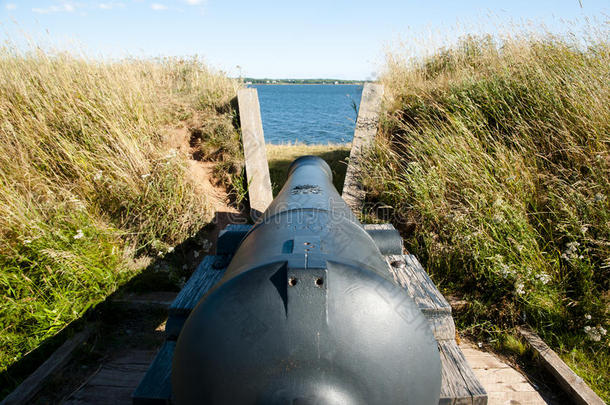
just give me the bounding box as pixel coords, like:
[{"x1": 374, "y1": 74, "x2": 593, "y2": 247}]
[
  {"x1": 425, "y1": 313, "x2": 457, "y2": 342},
  {"x1": 342, "y1": 83, "x2": 384, "y2": 213},
  {"x1": 216, "y1": 224, "x2": 252, "y2": 255},
  {"x1": 385, "y1": 254, "x2": 456, "y2": 341},
  {"x1": 472, "y1": 368, "x2": 529, "y2": 386},
  {"x1": 1, "y1": 326, "x2": 92, "y2": 405},
  {"x1": 439, "y1": 340, "x2": 488, "y2": 405},
  {"x1": 487, "y1": 391, "x2": 548, "y2": 404},
  {"x1": 166, "y1": 255, "x2": 227, "y2": 339},
  {"x1": 483, "y1": 382, "x2": 536, "y2": 393},
  {"x1": 132, "y1": 342, "x2": 174, "y2": 405},
  {"x1": 519, "y1": 326, "x2": 605, "y2": 405},
  {"x1": 66, "y1": 350, "x2": 156, "y2": 405},
  {"x1": 385, "y1": 254, "x2": 452, "y2": 314},
  {"x1": 168, "y1": 256, "x2": 226, "y2": 318},
  {"x1": 460, "y1": 354, "x2": 510, "y2": 371},
  {"x1": 237, "y1": 88, "x2": 273, "y2": 219}
]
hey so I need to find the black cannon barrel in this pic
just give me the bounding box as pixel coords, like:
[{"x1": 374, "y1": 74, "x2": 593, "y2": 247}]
[{"x1": 172, "y1": 156, "x2": 441, "y2": 405}]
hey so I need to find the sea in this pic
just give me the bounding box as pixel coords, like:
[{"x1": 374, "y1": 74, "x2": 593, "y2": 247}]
[{"x1": 251, "y1": 84, "x2": 363, "y2": 144}]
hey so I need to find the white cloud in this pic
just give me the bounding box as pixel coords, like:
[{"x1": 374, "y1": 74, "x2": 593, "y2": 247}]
[
  {"x1": 184, "y1": 0, "x2": 206, "y2": 14},
  {"x1": 151, "y1": 3, "x2": 167, "y2": 10},
  {"x1": 99, "y1": 2, "x2": 125, "y2": 10},
  {"x1": 32, "y1": 2, "x2": 78, "y2": 14},
  {"x1": 5, "y1": 3, "x2": 17, "y2": 10}
]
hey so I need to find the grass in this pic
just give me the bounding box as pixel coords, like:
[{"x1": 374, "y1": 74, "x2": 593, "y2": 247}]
[
  {"x1": 363, "y1": 27, "x2": 609, "y2": 400},
  {"x1": 0, "y1": 43, "x2": 239, "y2": 377},
  {"x1": 266, "y1": 143, "x2": 350, "y2": 196}
]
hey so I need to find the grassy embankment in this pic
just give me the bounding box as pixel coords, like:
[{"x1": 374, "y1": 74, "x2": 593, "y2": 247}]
[
  {"x1": 0, "y1": 45, "x2": 241, "y2": 378},
  {"x1": 363, "y1": 30, "x2": 609, "y2": 399}
]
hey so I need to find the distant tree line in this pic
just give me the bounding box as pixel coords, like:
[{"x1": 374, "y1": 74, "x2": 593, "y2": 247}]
[{"x1": 243, "y1": 78, "x2": 365, "y2": 84}]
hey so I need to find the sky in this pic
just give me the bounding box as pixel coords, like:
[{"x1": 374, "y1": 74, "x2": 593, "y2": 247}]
[{"x1": 0, "y1": 1, "x2": 608, "y2": 79}]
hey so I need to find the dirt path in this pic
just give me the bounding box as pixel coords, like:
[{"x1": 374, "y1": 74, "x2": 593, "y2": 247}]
[{"x1": 166, "y1": 125, "x2": 235, "y2": 215}]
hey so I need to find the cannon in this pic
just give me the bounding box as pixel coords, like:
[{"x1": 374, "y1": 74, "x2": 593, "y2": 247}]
[{"x1": 172, "y1": 156, "x2": 442, "y2": 404}]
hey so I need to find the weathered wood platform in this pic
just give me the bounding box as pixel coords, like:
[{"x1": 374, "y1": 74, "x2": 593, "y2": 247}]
[
  {"x1": 133, "y1": 224, "x2": 488, "y2": 405},
  {"x1": 459, "y1": 342, "x2": 552, "y2": 405}
]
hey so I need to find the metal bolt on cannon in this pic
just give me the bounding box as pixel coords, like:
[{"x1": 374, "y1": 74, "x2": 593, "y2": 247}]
[{"x1": 172, "y1": 156, "x2": 442, "y2": 404}]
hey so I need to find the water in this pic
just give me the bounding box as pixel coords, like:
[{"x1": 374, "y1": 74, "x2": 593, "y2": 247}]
[{"x1": 251, "y1": 84, "x2": 363, "y2": 144}]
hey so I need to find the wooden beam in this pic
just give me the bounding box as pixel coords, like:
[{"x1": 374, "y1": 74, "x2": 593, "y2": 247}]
[
  {"x1": 237, "y1": 88, "x2": 273, "y2": 219},
  {"x1": 1, "y1": 327, "x2": 92, "y2": 405},
  {"x1": 342, "y1": 83, "x2": 384, "y2": 214},
  {"x1": 518, "y1": 326, "x2": 604, "y2": 405}
]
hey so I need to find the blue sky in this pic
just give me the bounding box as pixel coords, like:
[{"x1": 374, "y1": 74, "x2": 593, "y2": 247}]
[{"x1": 1, "y1": 1, "x2": 608, "y2": 79}]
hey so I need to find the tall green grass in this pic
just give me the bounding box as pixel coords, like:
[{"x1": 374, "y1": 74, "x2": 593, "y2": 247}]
[
  {"x1": 0, "y1": 45, "x2": 238, "y2": 372},
  {"x1": 364, "y1": 29, "x2": 609, "y2": 399}
]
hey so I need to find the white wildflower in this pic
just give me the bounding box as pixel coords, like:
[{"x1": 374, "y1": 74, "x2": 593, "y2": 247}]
[
  {"x1": 584, "y1": 325, "x2": 606, "y2": 342},
  {"x1": 536, "y1": 272, "x2": 551, "y2": 285},
  {"x1": 585, "y1": 314, "x2": 592, "y2": 320},
  {"x1": 515, "y1": 282, "x2": 525, "y2": 296},
  {"x1": 584, "y1": 325, "x2": 602, "y2": 342},
  {"x1": 477, "y1": 342, "x2": 483, "y2": 348},
  {"x1": 23, "y1": 239, "x2": 32, "y2": 245},
  {"x1": 164, "y1": 149, "x2": 177, "y2": 159},
  {"x1": 563, "y1": 241, "x2": 580, "y2": 260},
  {"x1": 73, "y1": 229, "x2": 84, "y2": 240},
  {"x1": 167, "y1": 246, "x2": 174, "y2": 254},
  {"x1": 141, "y1": 173, "x2": 151, "y2": 179},
  {"x1": 94, "y1": 170, "x2": 103, "y2": 181},
  {"x1": 499, "y1": 263, "x2": 512, "y2": 278}
]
